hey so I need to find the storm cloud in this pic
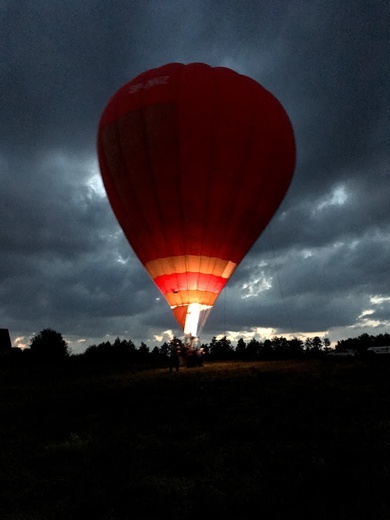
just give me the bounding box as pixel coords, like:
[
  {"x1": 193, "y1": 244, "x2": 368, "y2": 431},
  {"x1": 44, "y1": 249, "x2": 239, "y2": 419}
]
[{"x1": 1, "y1": 1, "x2": 389, "y2": 351}]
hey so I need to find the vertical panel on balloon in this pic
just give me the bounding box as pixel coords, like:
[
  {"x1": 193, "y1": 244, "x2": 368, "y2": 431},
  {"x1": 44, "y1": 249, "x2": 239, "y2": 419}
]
[
  {"x1": 116, "y1": 110, "x2": 164, "y2": 262},
  {"x1": 176, "y1": 64, "x2": 218, "y2": 258},
  {"x1": 212, "y1": 82, "x2": 271, "y2": 262},
  {"x1": 230, "y1": 94, "x2": 296, "y2": 258},
  {"x1": 138, "y1": 103, "x2": 185, "y2": 260},
  {"x1": 138, "y1": 66, "x2": 183, "y2": 260},
  {"x1": 198, "y1": 69, "x2": 254, "y2": 264},
  {"x1": 99, "y1": 122, "x2": 152, "y2": 260}
]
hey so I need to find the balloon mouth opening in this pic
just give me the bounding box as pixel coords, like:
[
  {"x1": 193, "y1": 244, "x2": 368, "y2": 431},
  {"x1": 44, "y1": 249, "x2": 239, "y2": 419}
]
[{"x1": 183, "y1": 302, "x2": 211, "y2": 337}]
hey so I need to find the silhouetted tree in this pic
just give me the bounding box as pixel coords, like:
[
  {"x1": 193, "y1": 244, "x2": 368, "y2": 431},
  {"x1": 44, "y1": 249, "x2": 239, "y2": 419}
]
[
  {"x1": 288, "y1": 337, "x2": 304, "y2": 358},
  {"x1": 84, "y1": 344, "x2": 98, "y2": 356},
  {"x1": 110, "y1": 337, "x2": 137, "y2": 362},
  {"x1": 312, "y1": 336, "x2": 323, "y2": 351},
  {"x1": 304, "y1": 337, "x2": 313, "y2": 351},
  {"x1": 159, "y1": 342, "x2": 170, "y2": 359},
  {"x1": 29, "y1": 328, "x2": 69, "y2": 361},
  {"x1": 260, "y1": 339, "x2": 274, "y2": 359},
  {"x1": 323, "y1": 337, "x2": 331, "y2": 352},
  {"x1": 374, "y1": 333, "x2": 390, "y2": 346},
  {"x1": 0, "y1": 328, "x2": 12, "y2": 351},
  {"x1": 247, "y1": 338, "x2": 261, "y2": 359},
  {"x1": 235, "y1": 338, "x2": 247, "y2": 359},
  {"x1": 272, "y1": 336, "x2": 289, "y2": 357},
  {"x1": 151, "y1": 346, "x2": 161, "y2": 365},
  {"x1": 209, "y1": 336, "x2": 233, "y2": 360},
  {"x1": 137, "y1": 342, "x2": 150, "y2": 362},
  {"x1": 304, "y1": 336, "x2": 323, "y2": 357}
]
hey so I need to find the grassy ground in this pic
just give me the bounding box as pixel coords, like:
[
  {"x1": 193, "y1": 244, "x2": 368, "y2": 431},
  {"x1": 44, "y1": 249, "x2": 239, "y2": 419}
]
[{"x1": 1, "y1": 358, "x2": 390, "y2": 519}]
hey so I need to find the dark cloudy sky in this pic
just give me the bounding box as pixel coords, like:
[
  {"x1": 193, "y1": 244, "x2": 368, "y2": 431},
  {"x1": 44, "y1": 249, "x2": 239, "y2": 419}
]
[{"x1": 1, "y1": 1, "x2": 389, "y2": 352}]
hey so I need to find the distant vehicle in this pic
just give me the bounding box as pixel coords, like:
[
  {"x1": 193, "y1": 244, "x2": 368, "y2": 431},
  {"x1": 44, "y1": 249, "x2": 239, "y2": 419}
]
[
  {"x1": 327, "y1": 348, "x2": 358, "y2": 357},
  {"x1": 366, "y1": 346, "x2": 390, "y2": 355}
]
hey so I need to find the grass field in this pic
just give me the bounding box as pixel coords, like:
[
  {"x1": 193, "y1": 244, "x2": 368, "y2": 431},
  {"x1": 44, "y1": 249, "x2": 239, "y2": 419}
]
[{"x1": 1, "y1": 358, "x2": 390, "y2": 519}]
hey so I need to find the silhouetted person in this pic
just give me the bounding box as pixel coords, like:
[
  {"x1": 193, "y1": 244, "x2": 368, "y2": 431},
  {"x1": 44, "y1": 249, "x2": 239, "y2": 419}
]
[{"x1": 168, "y1": 344, "x2": 180, "y2": 372}]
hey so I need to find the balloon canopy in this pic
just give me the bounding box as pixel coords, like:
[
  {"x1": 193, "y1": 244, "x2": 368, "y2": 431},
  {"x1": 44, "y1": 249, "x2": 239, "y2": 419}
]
[{"x1": 97, "y1": 62, "x2": 296, "y2": 337}]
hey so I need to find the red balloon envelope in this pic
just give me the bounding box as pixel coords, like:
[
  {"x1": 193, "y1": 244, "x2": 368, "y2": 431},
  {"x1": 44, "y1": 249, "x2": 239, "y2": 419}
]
[{"x1": 97, "y1": 62, "x2": 296, "y2": 337}]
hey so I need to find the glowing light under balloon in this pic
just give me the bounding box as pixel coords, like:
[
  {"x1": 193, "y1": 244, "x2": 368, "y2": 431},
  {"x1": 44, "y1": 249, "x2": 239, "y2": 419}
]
[{"x1": 183, "y1": 302, "x2": 211, "y2": 337}]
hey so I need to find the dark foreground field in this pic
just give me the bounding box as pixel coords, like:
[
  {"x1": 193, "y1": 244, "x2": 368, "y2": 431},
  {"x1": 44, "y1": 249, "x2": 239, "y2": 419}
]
[{"x1": 1, "y1": 358, "x2": 390, "y2": 520}]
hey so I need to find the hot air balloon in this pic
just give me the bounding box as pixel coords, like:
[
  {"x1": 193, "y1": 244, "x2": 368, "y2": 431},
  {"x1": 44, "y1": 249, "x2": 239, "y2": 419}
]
[{"x1": 97, "y1": 62, "x2": 296, "y2": 339}]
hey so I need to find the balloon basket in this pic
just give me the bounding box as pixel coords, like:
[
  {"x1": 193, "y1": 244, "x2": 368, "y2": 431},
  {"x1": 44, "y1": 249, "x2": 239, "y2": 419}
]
[{"x1": 180, "y1": 335, "x2": 204, "y2": 368}]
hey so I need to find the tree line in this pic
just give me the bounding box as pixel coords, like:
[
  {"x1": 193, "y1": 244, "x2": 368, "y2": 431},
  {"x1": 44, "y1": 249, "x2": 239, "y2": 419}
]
[{"x1": 2, "y1": 328, "x2": 389, "y2": 367}]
